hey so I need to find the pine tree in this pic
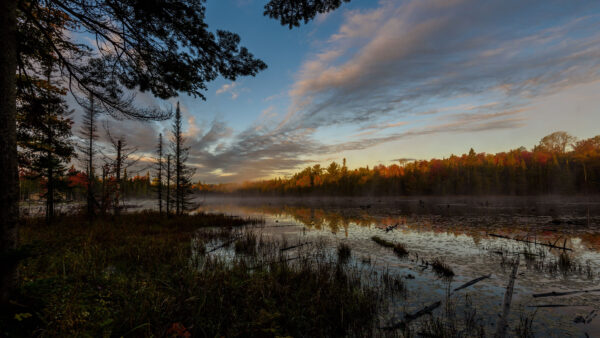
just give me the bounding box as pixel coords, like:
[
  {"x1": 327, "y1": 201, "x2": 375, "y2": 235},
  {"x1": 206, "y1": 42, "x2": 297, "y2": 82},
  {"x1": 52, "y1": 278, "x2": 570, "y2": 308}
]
[
  {"x1": 156, "y1": 133, "x2": 164, "y2": 215},
  {"x1": 171, "y1": 102, "x2": 195, "y2": 215},
  {"x1": 166, "y1": 154, "x2": 172, "y2": 217},
  {"x1": 78, "y1": 94, "x2": 99, "y2": 221},
  {"x1": 17, "y1": 61, "x2": 73, "y2": 224}
]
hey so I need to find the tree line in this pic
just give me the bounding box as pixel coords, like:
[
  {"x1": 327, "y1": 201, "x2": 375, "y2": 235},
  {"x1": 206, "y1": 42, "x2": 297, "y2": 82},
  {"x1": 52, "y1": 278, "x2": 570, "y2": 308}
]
[{"x1": 201, "y1": 132, "x2": 600, "y2": 196}]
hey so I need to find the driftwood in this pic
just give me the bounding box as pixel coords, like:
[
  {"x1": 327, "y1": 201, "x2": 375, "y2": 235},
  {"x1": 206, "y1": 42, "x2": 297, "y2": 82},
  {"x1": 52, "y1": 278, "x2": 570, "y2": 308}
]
[
  {"x1": 381, "y1": 301, "x2": 441, "y2": 330},
  {"x1": 532, "y1": 289, "x2": 600, "y2": 298},
  {"x1": 405, "y1": 301, "x2": 442, "y2": 322},
  {"x1": 380, "y1": 274, "x2": 493, "y2": 331},
  {"x1": 494, "y1": 255, "x2": 520, "y2": 338},
  {"x1": 487, "y1": 233, "x2": 572, "y2": 251},
  {"x1": 527, "y1": 304, "x2": 586, "y2": 308},
  {"x1": 385, "y1": 223, "x2": 399, "y2": 232},
  {"x1": 280, "y1": 242, "x2": 310, "y2": 252},
  {"x1": 453, "y1": 274, "x2": 491, "y2": 292}
]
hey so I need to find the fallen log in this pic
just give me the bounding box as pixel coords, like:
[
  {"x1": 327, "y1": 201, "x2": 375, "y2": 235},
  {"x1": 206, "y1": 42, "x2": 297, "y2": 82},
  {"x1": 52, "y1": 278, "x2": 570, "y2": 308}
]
[
  {"x1": 381, "y1": 301, "x2": 442, "y2": 330},
  {"x1": 280, "y1": 242, "x2": 310, "y2": 252},
  {"x1": 487, "y1": 233, "x2": 572, "y2": 251},
  {"x1": 453, "y1": 274, "x2": 491, "y2": 292},
  {"x1": 532, "y1": 289, "x2": 600, "y2": 298},
  {"x1": 527, "y1": 304, "x2": 586, "y2": 308}
]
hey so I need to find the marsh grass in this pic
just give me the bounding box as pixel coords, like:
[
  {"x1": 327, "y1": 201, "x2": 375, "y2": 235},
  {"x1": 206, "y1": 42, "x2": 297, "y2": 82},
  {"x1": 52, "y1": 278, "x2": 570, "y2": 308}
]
[
  {"x1": 431, "y1": 258, "x2": 455, "y2": 279},
  {"x1": 415, "y1": 293, "x2": 486, "y2": 337},
  {"x1": 493, "y1": 244, "x2": 595, "y2": 280},
  {"x1": 371, "y1": 236, "x2": 408, "y2": 256},
  {"x1": 337, "y1": 242, "x2": 352, "y2": 263},
  {"x1": 2, "y1": 212, "x2": 389, "y2": 337},
  {"x1": 514, "y1": 309, "x2": 536, "y2": 338}
]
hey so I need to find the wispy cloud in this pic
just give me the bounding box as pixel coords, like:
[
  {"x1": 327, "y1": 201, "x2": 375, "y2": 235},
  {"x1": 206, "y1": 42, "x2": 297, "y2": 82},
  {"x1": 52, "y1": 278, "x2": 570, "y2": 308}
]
[
  {"x1": 216, "y1": 82, "x2": 240, "y2": 99},
  {"x1": 110, "y1": 0, "x2": 600, "y2": 183}
]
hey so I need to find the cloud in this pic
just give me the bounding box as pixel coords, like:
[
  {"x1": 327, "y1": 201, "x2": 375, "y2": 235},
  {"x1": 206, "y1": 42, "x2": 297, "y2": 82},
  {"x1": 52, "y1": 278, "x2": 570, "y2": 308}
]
[
  {"x1": 286, "y1": 0, "x2": 600, "y2": 130},
  {"x1": 216, "y1": 82, "x2": 240, "y2": 99},
  {"x1": 76, "y1": 0, "x2": 599, "y2": 183}
]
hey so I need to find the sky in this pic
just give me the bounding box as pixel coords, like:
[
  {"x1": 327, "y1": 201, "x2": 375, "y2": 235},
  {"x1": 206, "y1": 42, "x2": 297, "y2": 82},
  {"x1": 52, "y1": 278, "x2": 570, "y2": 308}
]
[{"x1": 75, "y1": 0, "x2": 600, "y2": 183}]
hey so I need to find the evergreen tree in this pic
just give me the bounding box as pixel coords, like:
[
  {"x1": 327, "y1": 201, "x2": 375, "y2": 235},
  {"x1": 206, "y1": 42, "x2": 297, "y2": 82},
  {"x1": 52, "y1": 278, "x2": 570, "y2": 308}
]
[
  {"x1": 166, "y1": 154, "x2": 172, "y2": 216},
  {"x1": 78, "y1": 94, "x2": 99, "y2": 220},
  {"x1": 156, "y1": 133, "x2": 164, "y2": 215},
  {"x1": 171, "y1": 102, "x2": 195, "y2": 215},
  {"x1": 17, "y1": 61, "x2": 74, "y2": 223}
]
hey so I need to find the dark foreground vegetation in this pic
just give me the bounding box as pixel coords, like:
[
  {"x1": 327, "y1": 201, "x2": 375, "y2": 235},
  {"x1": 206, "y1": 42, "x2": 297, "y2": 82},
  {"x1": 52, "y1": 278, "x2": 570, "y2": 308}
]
[{"x1": 1, "y1": 212, "x2": 385, "y2": 337}]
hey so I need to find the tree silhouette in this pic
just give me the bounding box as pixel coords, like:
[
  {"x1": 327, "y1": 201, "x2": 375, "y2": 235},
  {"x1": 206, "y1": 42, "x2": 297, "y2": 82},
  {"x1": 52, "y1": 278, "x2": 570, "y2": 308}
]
[
  {"x1": 1, "y1": 0, "x2": 349, "y2": 304},
  {"x1": 17, "y1": 60, "x2": 74, "y2": 224},
  {"x1": 78, "y1": 94, "x2": 99, "y2": 221},
  {"x1": 156, "y1": 133, "x2": 164, "y2": 215},
  {"x1": 171, "y1": 102, "x2": 195, "y2": 215}
]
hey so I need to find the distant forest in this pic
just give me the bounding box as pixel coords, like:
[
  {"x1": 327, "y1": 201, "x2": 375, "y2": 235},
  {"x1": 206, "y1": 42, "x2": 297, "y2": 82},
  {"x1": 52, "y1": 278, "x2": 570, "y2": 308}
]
[
  {"x1": 19, "y1": 131, "x2": 600, "y2": 201},
  {"x1": 200, "y1": 132, "x2": 600, "y2": 196}
]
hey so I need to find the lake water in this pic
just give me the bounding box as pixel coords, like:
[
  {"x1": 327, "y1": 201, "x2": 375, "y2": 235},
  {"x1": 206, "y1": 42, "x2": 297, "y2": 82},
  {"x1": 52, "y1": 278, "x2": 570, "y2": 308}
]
[
  {"x1": 24, "y1": 195, "x2": 600, "y2": 335},
  {"x1": 193, "y1": 195, "x2": 600, "y2": 336}
]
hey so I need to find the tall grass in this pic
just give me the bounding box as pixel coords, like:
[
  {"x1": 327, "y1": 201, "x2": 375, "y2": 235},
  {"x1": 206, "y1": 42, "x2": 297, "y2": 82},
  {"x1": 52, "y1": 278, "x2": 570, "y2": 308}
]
[{"x1": 3, "y1": 212, "x2": 392, "y2": 337}]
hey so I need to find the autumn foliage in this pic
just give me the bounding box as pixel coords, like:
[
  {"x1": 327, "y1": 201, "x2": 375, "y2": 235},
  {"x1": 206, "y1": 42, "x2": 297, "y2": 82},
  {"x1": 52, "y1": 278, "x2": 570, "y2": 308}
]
[{"x1": 226, "y1": 132, "x2": 600, "y2": 196}]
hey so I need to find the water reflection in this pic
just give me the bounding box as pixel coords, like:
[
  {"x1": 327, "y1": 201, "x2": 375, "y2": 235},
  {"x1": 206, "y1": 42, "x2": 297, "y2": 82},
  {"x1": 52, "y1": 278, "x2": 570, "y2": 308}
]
[{"x1": 195, "y1": 196, "x2": 600, "y2": 336}]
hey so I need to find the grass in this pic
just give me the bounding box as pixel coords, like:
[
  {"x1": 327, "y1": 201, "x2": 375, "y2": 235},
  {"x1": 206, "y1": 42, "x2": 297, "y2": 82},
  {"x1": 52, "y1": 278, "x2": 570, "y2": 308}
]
[
  {"x1": 234, "y1": 231, "x2": 258, "y2": 255},
  {"x1": 337, "y1": 242, "x2": 352, "y2": 263},
  {"x1": 1, "y1": 211, "x2": 390, "y2": 337},
  {"x1": 371, "y1": 236, "x2": 408, "y2": 256},
  {"x1": 431, "y1": 258, "x2": 455, "y2": 278}
]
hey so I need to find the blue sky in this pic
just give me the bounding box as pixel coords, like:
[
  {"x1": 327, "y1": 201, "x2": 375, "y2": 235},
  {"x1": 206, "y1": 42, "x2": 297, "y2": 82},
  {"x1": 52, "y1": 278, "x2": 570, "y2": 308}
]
[{"x1": 83, "y1": 0, "x2": 600, "y2": 183}]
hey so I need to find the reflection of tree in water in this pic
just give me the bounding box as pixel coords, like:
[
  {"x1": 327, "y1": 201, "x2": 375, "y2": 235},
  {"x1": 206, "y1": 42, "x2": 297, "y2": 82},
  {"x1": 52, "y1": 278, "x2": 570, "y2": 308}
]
[{"x1": 235, "y1": 203, "x2": 600, "y2": 252}]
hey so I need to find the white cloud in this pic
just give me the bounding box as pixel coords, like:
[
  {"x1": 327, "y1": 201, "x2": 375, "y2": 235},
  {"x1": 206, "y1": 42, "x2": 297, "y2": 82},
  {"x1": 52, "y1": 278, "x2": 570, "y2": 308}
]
[{"x1": 216, "y1": 82, "x2": 240, "y2": 99}]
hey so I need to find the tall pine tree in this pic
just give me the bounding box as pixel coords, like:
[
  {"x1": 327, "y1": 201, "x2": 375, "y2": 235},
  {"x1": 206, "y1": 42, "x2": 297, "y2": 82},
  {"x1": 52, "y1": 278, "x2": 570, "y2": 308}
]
[
  {"x1": 171, "y1": 102, "x2": 195, "y2": 215},
  {"x1": 17, "y1": 60, "x2": 74, "y2": 224}
]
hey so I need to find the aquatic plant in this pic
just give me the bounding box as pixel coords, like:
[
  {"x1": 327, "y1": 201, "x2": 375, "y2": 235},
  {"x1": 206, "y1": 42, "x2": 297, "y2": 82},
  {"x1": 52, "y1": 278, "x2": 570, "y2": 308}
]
[
  {"x1": 337, "y1": 242, "x2": 351, "y2": 263},
  {"x1": 431, "y1": 258, "x2": 455, "y2": 278},
  {"x1": 371, "y1": 236, "x2": 408, "y2": 256}
]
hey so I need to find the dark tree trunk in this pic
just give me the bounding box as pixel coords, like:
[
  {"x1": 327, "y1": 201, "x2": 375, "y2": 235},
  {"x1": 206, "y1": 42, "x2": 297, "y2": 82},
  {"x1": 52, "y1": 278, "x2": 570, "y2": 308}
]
[
  {"x1": 166, "y1": 155, "x2": 171, "y2": 217},
  {"x1": 157, "y1": 134, "x2": 163, "y2": 215},
  {"x1": 114, "y1": 140, "x2": 122, "y2": 216},
  {"x1": 0, "y1": 0, "x2": 19, "y2": 304},
  {"x1": 46, "y1": 163, "x2": 54, "y2": 224}
]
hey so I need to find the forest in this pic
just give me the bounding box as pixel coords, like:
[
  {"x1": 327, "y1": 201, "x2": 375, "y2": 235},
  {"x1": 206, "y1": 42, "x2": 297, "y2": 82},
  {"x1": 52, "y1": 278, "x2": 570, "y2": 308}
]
[{"x1": 199, "y1": 132, "x2": 600, "y2": 196}]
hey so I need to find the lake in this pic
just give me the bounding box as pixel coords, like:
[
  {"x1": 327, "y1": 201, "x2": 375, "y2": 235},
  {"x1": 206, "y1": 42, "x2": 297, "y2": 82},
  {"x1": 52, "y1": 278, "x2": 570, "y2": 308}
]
[{"x1": 192, "y1": 195, "x2": 600, "y2": 336}]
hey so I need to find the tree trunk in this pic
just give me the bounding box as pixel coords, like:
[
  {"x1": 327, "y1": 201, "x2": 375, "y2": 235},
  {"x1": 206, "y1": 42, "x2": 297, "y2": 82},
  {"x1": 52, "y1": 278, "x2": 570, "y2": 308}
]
[
  {"x1": 166, "y1": 155, "x2": 171, "y2": 217},
  {"x1": 0, "y1": 0, "x2": 19, "y2": 304},
  {"x1": 86, "y1": 97, "x2": 95, "y2": 223},
  {"x1": 114, "y1": 140, "x2": 121, "y2": 216},
  {"x1": 46, "y1": 163, "x2": 54, "y2": 224}
]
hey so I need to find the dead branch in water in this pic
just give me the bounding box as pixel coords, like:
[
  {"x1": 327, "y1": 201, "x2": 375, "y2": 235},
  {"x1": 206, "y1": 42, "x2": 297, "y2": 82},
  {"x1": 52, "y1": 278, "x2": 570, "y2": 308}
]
[
  {"x1": 532, "y1": 289, "x2": 600, "y2": 298},
  {"x1": 453, "y1": 274, "x2": 491, "y2": 292},
  {"x1": 381, "y1": 301, "x2": 442, "y2": 330},
  {"x1": 487, "y1": 233, "x2": 572, "y2": 251},
  {"x1": 494, "y1": 255, "x2": 520, "y2": 338},
  {"x1": 280, "y1": 242, "x2": 310, "y2": 252},
  {"x1": 527, "y1": 304, "x2": 586, "y2": 308}
]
